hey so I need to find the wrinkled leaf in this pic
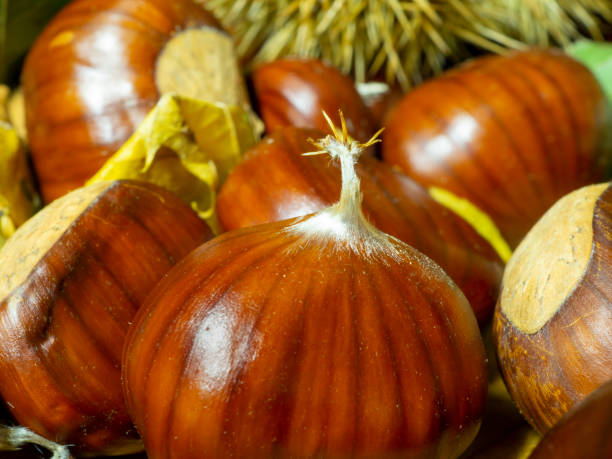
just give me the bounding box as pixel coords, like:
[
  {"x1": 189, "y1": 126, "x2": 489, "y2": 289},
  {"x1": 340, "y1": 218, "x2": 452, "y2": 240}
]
[
  {"x1": 566, "y1": 40, "x2": 612, "y2": 104},
  {"x1": 87, "y1": 93, "x2": 259, "y2": 233},
  {"x1": 0, "y1": 120, "x2": 38, "y2": 246}
]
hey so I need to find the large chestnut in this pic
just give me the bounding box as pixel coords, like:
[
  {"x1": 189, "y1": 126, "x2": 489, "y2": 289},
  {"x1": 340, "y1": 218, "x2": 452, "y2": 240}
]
[
  {"x1": 124, "y1": 123, "x2": 487, "y2": 458},
  {"x1": 382, "y1": 49, "x2": 612, "y2": 248},
  {"x1": 217, "y1": 127, "x2": 503, "y2": 323},
  {"x1": 529, "y1": 379, "x2": 612, "y2": 458},
  {"x1": 0, "y1": 180, "x2": 212, "y2": 454},
  {"x1": 494, "y1": 183, "x2": 612, "y2": 434},
  {"x1": 23, "y1": 0, "x2": 249, "y2": 202},
  {"x1": 252, "y1": 58, "x2": 376, "y2": 142}
]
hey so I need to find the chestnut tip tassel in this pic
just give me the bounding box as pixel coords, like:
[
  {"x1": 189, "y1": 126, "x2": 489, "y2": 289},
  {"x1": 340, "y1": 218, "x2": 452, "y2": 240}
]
[
  {"x1": 0, "y1": 426, "x2": 72, "y2": 459},
  {"x1": 294, "y1": 111, "x2": 387, "y2": 253},
  {"x1": 123, "y1": 111, "x2": 487, "y2": 459}
]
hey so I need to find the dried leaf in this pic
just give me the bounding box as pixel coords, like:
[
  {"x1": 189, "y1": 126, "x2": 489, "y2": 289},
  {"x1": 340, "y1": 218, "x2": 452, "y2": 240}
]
[{"x1": 87, "y1": 93, "x2": 259, "y2": 233}]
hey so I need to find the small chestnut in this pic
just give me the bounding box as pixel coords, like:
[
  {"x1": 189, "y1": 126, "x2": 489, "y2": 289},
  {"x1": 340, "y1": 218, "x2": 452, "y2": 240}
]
[{"x1": 252, "y1": 58, "x2": 376, "y2": 142}]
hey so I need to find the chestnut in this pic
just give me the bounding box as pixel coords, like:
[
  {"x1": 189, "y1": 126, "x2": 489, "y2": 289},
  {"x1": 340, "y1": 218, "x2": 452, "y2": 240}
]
[
  {"x1": 23, "y1": 0, "x2": 250, "y2": 202},
  {"x1": 252, "y1": 58, "x2": 376, "y2": 142},
  {"x1": 382, "y1": 49, "x2": 612, "y2": 248},
  {"x1": 494, "y1": 182, "x2": 612, "y2": 433},
  {"x1": 528, "y1": 379, "x2": 612, "y2": 458},
  {"x1": 0, "y1": 180, "x2": 212, "y2": 454},
  {"x1": 123, "y1": 119, "x2": 487, "y2": 458},
  {"x1": 217, "y1": 126, "x2": 503, "y2": 323}
]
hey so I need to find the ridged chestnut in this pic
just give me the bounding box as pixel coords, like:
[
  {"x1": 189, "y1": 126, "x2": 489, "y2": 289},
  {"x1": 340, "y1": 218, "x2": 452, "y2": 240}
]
[
  {"x1": 529, "y1": 379, "x2": 612, "y2": 458},
  {"x1": 252, "y1": 58, "x2": 376, "y2": 142},
  {"x1": 22, "y1": 0, "x2": 249, "y2": 202},
  {"x1": 0, "y1": 180, "x2": 212, "y2": 454},
  {"x1": 217, "y1": 126, "x2": 503, "y2": 323},
  {"x1": 124, "y1": 121, "x2": 487, "y2": 458},
  {"x1": 382, "y1": 49, "x2": 612, "y2": 248},
  {"x1": 494, "y1": 183, "x2": 612, "y2": 434}
]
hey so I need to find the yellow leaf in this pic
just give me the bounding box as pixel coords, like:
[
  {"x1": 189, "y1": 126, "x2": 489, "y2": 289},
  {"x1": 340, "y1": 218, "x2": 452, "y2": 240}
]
[
  {"x1": 428, "y1": 186, "x2": 512, "y2": 263},
  {"x1": 87, "y1": 93, "x2": 260, "y2": 233},
  {"x1": 0, "y1": 121, "x2": 38, "y2": 246}
]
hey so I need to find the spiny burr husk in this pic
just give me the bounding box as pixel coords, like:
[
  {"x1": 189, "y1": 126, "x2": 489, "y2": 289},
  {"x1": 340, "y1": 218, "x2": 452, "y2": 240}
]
[{"x1": 204, "y1": 0, "x2": 612, "y2": 89}]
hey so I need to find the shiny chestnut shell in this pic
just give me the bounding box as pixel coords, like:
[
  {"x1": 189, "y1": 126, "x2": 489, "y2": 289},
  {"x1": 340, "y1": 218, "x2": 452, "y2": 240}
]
[
  {"x1": 252, "y1": 58, "x2": 376, "y2": 142},
  {"x1": 217, "y1": 127, "x2": 503, "y2": 323},
  {"x1": 123, "y1": 216, "x2": 488, "y2": 458},
  {"x1": 0, "y1": 180, "x2": 212, "y2": 454},
  {"x1": 529, "y1": 379, "x2": 612, "y2": 459},
  {"x1": 382, "y1": 49, "x2": 612, "y2": 248},
  {"x1": 494, "y1": 183, "x2": 612, "y2": 434},
  {"x1": 22, "y1": 0, "x2": 221, "y2": 202}
]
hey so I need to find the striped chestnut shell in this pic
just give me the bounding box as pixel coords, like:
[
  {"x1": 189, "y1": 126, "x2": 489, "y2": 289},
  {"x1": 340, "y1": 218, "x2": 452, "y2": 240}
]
[
  {"x1": 252, "y1": 58, "x2": 376, "y2": 142},
  {"x1": 123, "y1": 125, "x2": 487, "y2": 458},
  {"x1": 529, "y1": 379, "x2": 612, "y2": 458},
  {"x1": 217, "y1": 127, "x2": 503, "y2": 324},
  {"x1": 494, "y1": 183, "x2": 612, "y2": 434},
  {"x1": 0, "y1": 180, "x2": 212, "y2": 454},
  {"x1": 22, "y1": 0, "x2": 247, "y2": 202},
  {"x1": 382, "y1": 49, "x2": 612, "y2": 248}
]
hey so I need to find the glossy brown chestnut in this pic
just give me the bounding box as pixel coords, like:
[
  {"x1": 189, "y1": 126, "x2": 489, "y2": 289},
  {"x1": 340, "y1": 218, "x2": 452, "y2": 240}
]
[
  {"x1": 217, "y1": 127, "x2": 503, "y2": 323},
  {"x1": 22, "y1": 0, "x2": 249, "y2": 202},
  {"x1": 252, "y1": 58, "x2": 376, "y2": 142},
  {"x1": 382, "y1": 49, "x2": 612, "y2": 248},
  {"x1": 529, "y1": 379, "x2": 612, "y2": 458},
  {"x1": 0, "y1": 180, "x2": 212, "y2": 454},
  {"x1": 124, "y1": 127, "x2": 487, "y2": 458},
  {"x1": 493, "y1": 183, "x2": 612, "y2": 434}
]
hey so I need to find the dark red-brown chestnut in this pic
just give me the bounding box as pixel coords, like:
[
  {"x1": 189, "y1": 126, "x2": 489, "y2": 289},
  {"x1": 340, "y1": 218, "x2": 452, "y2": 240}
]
[
  {"x1": 0, "y1": 180, "x2": 212, "y2": 454},
  {"x1": 217, "y1": 126, "x2": 503, "y2": 324},
  {"x1": 123, "y1": 122, "x2": 487, "y2": 459},
  {"x1": 494, "y1": 183, "x2": 612, "y2": 434},
  {"x1": 528, "y1": 379, "x2": 612, "y2": 459},
  {"x1": 382, "y1": 49, "x2": 612, "y2": 248},
  {"x1": 22, "y1": 0, "x2": 250, "y2": 202},
  {"x1": 252, "y1": 58, "x2": 376, "y2": 142}
]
